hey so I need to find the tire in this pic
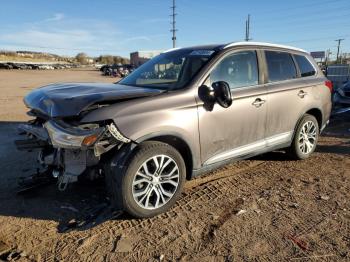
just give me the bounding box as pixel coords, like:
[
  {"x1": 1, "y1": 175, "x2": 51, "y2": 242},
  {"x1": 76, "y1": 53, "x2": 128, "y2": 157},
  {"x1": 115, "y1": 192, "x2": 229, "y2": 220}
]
[
  {"x1": 288, "y1": 114, "x2": 319, "y2": 160},
  {"x1": 106, "y1": 141, "x2": 186, "y2": 218}
]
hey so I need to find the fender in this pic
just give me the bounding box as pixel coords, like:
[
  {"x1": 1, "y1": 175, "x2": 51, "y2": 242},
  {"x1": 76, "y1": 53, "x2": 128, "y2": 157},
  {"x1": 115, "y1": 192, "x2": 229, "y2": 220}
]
[
  {"x1": 292, "y1": 107, "x2": 323, "y2": 140},
  {"x1": 134, "y1": 130, "x2": 200, "y2": 172},
  {"x1": 105, "y1": 142, "x2": 138, "y2": 210}
]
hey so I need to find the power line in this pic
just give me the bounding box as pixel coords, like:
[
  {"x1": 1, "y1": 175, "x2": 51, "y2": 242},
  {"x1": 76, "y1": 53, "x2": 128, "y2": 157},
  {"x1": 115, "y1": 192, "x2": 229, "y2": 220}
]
[
  {"x1": 254, "y1": 21, "x2": 350, "y2": 36},
  {"x1": 170, "y1": 0, "x2": 178, "y2": 48},
  {"x1": 254, "y1": 0, "x2": 348, "y2": 15},
  {"x1": 254, "y1": 10, "x2": 350, "y2": 28},
  {"x1": 281, "y1": 35, "x2": 350, "y2": 44}
]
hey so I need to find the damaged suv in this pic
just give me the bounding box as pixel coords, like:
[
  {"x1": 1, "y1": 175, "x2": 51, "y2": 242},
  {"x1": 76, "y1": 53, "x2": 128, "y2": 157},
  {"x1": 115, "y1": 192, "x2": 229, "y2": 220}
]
[{"x1": 17, "y1": 42, "x2": 332, "y2": 218}]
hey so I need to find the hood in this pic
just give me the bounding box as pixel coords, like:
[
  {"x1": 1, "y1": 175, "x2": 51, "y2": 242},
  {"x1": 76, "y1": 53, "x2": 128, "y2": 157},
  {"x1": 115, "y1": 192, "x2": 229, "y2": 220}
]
[
  {"x1": 24, "y1": 82, "x2": 164, "y2": 118},
  {"x1": 342, "y1": 81, "x2": 350, "y2": 90}
]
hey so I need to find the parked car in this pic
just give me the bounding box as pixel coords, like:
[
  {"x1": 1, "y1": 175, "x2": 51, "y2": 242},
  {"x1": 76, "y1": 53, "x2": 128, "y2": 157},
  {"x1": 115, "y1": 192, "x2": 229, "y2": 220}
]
[
  {"x1": 101, "y1": 64, "x2": 132, "y2": 77},
  {"x1": 0, "y1": 63, "x2": 13, "y2": 69},
  {"x1": 333, "y1": 80, "x2": 350, "y2": 108},
  {"x1": 16, "y1": 42, "x2": 332, "y2": 218},
  {"x1": 99, "y1": 64, "x2": 109, "y2": 72}
]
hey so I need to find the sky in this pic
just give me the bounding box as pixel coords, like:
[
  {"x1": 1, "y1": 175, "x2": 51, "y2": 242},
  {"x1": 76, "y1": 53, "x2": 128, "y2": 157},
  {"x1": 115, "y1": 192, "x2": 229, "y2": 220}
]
[{"x1": 0, "y1": 0, "x2": 349, "y2": 58}]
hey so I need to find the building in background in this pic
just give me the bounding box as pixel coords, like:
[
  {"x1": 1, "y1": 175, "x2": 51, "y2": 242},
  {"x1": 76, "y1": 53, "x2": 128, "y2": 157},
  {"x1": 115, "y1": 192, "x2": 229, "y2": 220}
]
[
  {"x1": 310, "y1": 51, "x2": 326, "y2": 66},
  {"x1": 130, "y1": 51, "x2": 162, "y2": 67}
]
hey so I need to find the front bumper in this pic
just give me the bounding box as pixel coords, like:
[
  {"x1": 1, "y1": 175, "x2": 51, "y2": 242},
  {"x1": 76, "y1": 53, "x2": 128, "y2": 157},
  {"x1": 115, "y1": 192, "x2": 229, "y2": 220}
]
[{"x1": 15, "y1": 118, "x2": 131, "y2": 189}]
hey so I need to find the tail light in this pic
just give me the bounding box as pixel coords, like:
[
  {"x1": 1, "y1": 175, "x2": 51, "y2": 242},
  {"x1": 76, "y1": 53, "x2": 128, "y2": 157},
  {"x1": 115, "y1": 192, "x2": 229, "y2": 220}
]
[{"x1": 325, "y1": 80, "x2": 333, "y2": 93}]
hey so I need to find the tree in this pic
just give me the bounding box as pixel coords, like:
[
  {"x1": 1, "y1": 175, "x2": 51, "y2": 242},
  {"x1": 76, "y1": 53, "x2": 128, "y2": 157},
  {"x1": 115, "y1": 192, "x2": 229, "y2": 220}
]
[
  {"x1": 96, "y1": 55, "x2": 129, "y2": 65},
  {"x1": 75, "y1": 52, "x2": 88, "y2": 64},
  {"x1": 113, "y1": 56, "x2": 121, "y2": 64}
]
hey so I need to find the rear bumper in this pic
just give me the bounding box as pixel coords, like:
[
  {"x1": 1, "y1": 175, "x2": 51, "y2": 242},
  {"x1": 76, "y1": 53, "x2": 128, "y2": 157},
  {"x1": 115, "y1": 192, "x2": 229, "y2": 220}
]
[{"x1": 320, "y1": 120, "x2": 329, "y2": 133}]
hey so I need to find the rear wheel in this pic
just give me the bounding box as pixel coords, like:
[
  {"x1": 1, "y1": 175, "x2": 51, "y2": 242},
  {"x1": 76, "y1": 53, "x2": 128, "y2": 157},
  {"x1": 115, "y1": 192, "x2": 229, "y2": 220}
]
[
  {"x1": 288, "y1": 114, "x2": 319, "y2": 160},
  {"x1": 107, "y1": 141, "x2": 186, "y2": 218}
]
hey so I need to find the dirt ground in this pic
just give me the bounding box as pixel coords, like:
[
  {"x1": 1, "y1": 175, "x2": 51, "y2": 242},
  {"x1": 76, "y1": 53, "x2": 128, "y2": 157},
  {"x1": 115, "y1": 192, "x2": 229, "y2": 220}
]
[{"x1": 0, "y1": 69, "x2": 349, "y2": 262}]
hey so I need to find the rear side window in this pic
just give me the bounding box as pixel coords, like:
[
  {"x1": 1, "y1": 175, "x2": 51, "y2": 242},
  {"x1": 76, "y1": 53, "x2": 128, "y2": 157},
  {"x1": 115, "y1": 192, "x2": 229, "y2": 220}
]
[
  {"x1": 294, "y1": 55, "x2": 316, "y2": 77},
  {"x1": 265, "y1": 51, "x2": 297, "y2": 82}
]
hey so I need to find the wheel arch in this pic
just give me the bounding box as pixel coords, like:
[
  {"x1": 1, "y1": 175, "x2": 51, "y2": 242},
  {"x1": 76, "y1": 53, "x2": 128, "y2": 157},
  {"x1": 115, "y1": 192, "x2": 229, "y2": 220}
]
[
  {"x1": 305, "y1": 108, "x2": 323, "y2": 131},
  {"x1": 136, "y1": 133, "x2": 194, "y2": 180},
  {"x1": 293, "y1": 108, "x2": 323, "y2": 139}
]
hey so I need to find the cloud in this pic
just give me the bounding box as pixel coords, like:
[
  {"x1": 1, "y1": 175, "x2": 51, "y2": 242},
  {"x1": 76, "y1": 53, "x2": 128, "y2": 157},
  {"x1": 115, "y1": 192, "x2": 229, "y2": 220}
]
[
  {"x1": 45, "y1": 13, "x2": 64, "y2": 22},
  {"x1": 123, "y1": 36, "x2": 151, "y2": 43},
  {"x1": 1, "y1": 29, "x2": 94, "y2": 49},
  {"x1": 0, "y1": 14, "x2": 169, "y2": 56}
]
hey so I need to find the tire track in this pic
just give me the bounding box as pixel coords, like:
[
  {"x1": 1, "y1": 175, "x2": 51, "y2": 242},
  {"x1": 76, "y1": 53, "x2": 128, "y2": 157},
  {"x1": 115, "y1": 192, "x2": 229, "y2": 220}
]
[
  {"x1": 53, "y1": 160, "x2": 266, "y2": 260},
  {"x1": 50, "y1": 145, "x2": 349, "y2": 261}
]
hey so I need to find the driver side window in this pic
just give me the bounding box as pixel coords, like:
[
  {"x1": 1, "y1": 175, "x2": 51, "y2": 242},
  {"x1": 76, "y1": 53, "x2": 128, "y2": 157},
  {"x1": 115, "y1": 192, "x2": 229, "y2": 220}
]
[{"x1": 210, "y1": 50, "x2": 259, "y2": 89}]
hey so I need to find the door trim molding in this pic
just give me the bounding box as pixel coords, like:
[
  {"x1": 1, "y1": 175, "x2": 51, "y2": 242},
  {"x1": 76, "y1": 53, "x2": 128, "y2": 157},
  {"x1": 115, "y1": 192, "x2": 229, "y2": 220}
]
[{"x1": 204, "y1": 131, "x2": 293, "y2": 165}]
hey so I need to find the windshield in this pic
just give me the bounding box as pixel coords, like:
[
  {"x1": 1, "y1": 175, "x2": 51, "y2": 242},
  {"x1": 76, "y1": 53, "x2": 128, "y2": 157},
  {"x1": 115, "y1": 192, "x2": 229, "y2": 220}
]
[{"x1": 119, "y1": 49, "x2": 216, "y2": 90}]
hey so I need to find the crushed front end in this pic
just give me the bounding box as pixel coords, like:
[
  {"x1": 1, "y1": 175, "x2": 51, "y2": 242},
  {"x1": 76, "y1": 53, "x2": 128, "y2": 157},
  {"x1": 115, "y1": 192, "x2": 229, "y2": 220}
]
[{"x1": 15, "y1": 110, "x2": 131, "y2": 191}]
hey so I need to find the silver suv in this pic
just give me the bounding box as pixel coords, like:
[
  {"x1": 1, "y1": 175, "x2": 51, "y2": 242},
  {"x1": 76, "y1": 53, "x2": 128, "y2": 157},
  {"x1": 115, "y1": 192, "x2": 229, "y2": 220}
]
[{"x1": 17, "y1": 42, "x2": 332, "y2": 217}]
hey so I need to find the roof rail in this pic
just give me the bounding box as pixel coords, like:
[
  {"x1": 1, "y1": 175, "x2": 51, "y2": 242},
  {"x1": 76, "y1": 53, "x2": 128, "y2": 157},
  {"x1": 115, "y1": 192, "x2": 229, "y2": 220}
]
[
  {"x1": 162, "y1": 47, "x2": 182, "y2": 53},
  {"x1": 223, "y1": 41, "x2": 307, "y2": 53}
]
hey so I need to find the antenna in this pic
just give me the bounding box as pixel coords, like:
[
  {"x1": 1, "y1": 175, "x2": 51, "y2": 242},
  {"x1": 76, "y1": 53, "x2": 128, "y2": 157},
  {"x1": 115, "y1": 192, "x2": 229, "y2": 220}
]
[{"x1": 170, "y1": 0, "x2": 178, "y2": 48}]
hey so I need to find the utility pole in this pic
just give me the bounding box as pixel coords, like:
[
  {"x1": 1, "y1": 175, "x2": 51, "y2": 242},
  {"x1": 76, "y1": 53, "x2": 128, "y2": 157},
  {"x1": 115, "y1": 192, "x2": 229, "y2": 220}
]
[
  {"x1": 245, "y1": 14, "x2": 251, "y2": 41},
  {"x1": 325, "y1": 49, "x2": 331, "y2": 66},
  {"x1": 335, "y1": 38, "x2": 344, "y2": 62},
  {"x1": 170, "y1": 0, "x2": 177, "y2": 48}
]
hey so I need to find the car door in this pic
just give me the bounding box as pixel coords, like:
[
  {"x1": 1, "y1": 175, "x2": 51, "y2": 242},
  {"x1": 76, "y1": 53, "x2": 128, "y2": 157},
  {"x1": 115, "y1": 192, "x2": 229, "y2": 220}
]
[
  {"x1": 263, "y1": 50, "x2": 314, "y2": 144},
  {"x1": 197, "y1": 50, "x2": 267, "y2": 166}
]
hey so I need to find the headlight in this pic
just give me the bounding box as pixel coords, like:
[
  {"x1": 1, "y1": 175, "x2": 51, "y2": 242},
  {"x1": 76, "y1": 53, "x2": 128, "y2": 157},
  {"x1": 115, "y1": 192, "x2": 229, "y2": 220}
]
[{"x1": 44, "y1": 121, "x2": 104, "y2": 149}]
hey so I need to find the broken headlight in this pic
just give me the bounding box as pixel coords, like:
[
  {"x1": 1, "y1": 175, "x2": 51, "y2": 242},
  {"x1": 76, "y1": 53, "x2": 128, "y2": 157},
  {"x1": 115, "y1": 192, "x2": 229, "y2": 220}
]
[{"x1": 44, "y1": 121, "x2": 104, "y2": 149}]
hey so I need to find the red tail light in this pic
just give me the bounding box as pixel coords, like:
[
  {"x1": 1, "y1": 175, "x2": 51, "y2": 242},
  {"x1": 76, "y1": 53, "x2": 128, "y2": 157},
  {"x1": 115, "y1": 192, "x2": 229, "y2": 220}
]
[{"x1": 325, "y1": 80, "x2": 333, "y2": 93}]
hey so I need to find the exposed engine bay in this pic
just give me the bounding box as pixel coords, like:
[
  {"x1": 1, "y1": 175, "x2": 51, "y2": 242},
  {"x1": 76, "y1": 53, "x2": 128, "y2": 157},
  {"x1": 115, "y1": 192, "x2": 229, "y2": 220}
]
[
  {"x1": 14, "y1": 82, "x2": 164, "y2": 192},
  {"x1": 15, "y1": 110, "x2": 131, "y2": 191}
]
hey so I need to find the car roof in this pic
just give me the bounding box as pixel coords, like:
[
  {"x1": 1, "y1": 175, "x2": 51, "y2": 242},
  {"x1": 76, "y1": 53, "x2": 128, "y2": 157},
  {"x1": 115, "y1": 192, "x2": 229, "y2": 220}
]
[
  {"x1": 163, "y1": 42, "x2": 308, "y2": 54},
  {"x1": 223, "y1": 41, "x2": 308, "y2": 53},
  {"x1": 163, "y1": 44, "x2": 224, "y2": 53}
]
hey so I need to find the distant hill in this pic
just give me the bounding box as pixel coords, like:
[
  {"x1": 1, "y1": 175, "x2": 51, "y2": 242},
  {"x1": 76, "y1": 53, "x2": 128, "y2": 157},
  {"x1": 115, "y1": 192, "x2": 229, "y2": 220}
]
[
  {"x1": 0, "y1": 50, "x2": 73, "y2": 63},
  {"x1": 0, "y1": 50, "x2": 130, "y2": 65}
]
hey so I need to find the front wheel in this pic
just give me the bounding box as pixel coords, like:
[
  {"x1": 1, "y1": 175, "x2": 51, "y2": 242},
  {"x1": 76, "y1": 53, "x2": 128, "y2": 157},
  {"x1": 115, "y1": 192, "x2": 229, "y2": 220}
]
[
  {"x1": 288, "y1": 114, "x2": 319, "y2": 160},
  {"x1": 107, "y1": 141, "x2": 186, "y2": 218}
]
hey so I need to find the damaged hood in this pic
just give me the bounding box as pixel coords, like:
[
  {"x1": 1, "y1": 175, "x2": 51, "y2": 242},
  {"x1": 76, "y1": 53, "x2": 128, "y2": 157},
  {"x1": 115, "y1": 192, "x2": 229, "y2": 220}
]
[{"x1": 24, "y1": 82, "x2": 164, "y2": 118}]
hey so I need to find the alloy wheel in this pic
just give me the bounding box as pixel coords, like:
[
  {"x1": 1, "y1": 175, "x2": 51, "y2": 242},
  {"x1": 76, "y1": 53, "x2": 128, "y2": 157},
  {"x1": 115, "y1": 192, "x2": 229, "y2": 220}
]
[
  {"x1": 132, "y1": 155, "x2": 180, "y2": 210},
  {"x1": 298, "y1": 120, "x2": 317, "y2": 154}
]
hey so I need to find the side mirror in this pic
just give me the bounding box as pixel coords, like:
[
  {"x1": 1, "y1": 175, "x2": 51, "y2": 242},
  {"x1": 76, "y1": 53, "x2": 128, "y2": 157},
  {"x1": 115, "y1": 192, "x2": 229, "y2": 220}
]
[
  {"x1": 198, "y1": 84, "x2": 216, "y2": 104},
  {"x1": 212, "y1": 81, "x2": 232, "y2": 108}
]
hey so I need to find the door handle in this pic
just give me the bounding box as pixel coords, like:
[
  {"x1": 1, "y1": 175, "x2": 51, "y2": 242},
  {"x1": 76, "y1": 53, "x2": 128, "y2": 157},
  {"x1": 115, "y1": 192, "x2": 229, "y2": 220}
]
[
  {"x1": 252, "y1": 98, "x2": 266, "y2": 107},
  {"x1": 298, "y1": 90, "x2": 308, "y2": 98}
]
